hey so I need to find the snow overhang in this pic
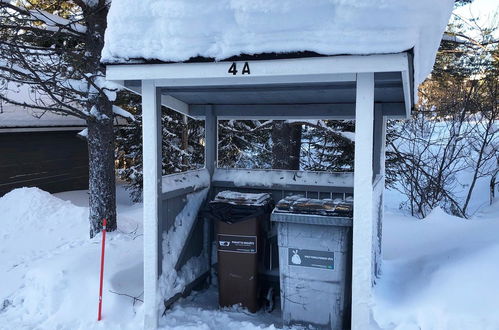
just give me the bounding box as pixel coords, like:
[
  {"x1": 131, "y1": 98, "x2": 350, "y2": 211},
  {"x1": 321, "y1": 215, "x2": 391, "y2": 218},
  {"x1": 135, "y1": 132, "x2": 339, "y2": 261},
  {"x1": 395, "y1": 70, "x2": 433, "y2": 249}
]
[{"x1": 106, "y1": 52, "x2": 414, "y2": 119}]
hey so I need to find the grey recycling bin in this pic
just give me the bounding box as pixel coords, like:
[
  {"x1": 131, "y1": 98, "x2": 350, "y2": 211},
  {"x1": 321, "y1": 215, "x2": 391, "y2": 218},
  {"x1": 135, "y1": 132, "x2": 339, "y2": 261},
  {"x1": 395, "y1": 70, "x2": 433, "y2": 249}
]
[{"x1": 271, "y1": 197, "x2": 353, "y2": 330}]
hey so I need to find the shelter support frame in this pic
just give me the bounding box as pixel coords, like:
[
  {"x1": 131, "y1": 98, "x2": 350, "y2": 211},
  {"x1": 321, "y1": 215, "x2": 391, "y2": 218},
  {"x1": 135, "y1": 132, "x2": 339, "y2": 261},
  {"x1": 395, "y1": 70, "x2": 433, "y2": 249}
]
[{"x1": 114, "y1": 52, "x2": 411, "y2": 330}]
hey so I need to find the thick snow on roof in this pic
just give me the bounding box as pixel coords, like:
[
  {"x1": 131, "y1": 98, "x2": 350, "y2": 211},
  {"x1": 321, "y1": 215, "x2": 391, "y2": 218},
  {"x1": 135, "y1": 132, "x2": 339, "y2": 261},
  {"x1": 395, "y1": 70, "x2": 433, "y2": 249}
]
[
  {"x1": 102, "y1": 0, "x2": 453, "y2": 85},
  {"x1": 0, "y1": 83, "x2": 85, "y2": 128},
  {"x1": 0, "y1": 105, "x2": 85, "y2": 128}
]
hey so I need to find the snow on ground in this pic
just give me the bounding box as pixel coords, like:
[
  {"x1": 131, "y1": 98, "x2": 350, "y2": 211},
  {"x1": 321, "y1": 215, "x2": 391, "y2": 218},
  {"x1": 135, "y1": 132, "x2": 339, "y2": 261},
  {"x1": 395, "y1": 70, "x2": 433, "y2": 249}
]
[
  {"x1": 374, "y1": 202, "x2": 499, "y2": 330},
  {"x1": 1, "y1": 185, "x2": 499, "y2": 329},
  {"x1": 0, "y1": 186, "x2": 287, "y2": 330},
  {"x1": 0, "y1": 186, "x2": 144, "y2": 330},
  {"x1": 160, "y1": 288, "x2": 282, "y2": 330}
]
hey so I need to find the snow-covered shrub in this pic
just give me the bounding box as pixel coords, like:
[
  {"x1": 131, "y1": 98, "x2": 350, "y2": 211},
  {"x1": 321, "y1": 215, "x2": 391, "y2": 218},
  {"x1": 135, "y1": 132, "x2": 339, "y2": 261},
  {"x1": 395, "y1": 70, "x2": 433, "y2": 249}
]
[{"x1": 387, "y1": 110, "x2": 498, "y2": 218}]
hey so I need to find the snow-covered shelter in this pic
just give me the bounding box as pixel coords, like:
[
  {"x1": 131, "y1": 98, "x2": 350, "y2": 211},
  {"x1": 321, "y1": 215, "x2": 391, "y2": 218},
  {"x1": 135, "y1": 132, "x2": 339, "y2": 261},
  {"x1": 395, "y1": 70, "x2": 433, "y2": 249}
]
[{"x1": 102, "y1": 1, "x2": 453, "y2": 328}]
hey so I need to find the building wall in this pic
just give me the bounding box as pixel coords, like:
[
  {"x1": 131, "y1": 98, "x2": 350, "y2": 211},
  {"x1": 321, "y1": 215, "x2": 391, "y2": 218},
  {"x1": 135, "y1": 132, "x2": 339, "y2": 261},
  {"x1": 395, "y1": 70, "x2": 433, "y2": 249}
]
[{"x1": 0, "y1": 130, "x2": 89, "y2": 196}]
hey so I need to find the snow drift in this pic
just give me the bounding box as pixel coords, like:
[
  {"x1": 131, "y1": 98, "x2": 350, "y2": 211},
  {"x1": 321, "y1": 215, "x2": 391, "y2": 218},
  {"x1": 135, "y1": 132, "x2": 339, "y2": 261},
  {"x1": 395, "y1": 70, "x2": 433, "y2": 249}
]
[
  {"x1": 0, "y1": 188, "x2": 88, "y2": 299},
  {"x1": 0, "y1": 188, "x2": 144, "y2": 330},
  {"x1": 374, "y1": 203, "x2": 499, "y2": 330},
  {"x1": 3, "y1": 187, "x2": 499, "y2": 329}
]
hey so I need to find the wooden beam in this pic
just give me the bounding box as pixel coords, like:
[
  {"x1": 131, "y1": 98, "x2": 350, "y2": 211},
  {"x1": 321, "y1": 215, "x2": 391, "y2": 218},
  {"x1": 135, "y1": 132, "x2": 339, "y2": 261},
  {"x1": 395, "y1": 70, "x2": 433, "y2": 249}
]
[
  {"x1": 372, "y1": 104, "x2": 383, "y2": 178},
  {"x1": 190, "y1": 103, "x2": 356, "y2": 119},
  {"x1": 161, "y1": 95, "x2": 190, "y2": 117},
  {"x1": 142, "y1": 80, "x2": 162, "y2": 329},
  {"x1": 380, "y1": 103, "x2": 406, "y2": 117},
  {"x1": 351, "y1": 72, "x2": 375, "y2": 330},
  {"x1": 174, "y1": 214, "x2": 203, "y2": 271},
  {"x1": 204, "y1": 105, "x2": 218, "y2": 175},
  {"x1": 401, "y1": 52, "x2": 415, "y2": 118},
  {"x1": 162, "y1": 83, "x2": 356, "y2": 93},
  {"x1": 211, "y1": 180, "x2": 353, "y2": 194},
  {"x1": 401, "y1": 69, "x2": 412, "y2": 118},
  {"x1": 162, "y1": 271, "x2": 210, "y2": 311},
  {"x1": 106, "y1": 53, "x2": 409, "y2": 83},
  {"x1": 161, "y1": 186, "x2": 197, "y2": 200}
]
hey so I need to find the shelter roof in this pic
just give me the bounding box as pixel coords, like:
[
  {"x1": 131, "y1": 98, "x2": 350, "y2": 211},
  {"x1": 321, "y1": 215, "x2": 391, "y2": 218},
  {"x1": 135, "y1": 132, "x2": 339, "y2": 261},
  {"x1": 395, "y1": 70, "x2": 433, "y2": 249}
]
[{"x1": 102, "y1": 0, "x2": 453, "y2": 85}]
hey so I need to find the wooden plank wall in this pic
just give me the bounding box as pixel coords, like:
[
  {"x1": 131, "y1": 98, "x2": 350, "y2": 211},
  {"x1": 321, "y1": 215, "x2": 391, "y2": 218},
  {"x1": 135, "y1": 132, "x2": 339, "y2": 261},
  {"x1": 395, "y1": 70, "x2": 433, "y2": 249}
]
[{"x1": 0, "y1": 130, "x2": 89, "y2": 196}]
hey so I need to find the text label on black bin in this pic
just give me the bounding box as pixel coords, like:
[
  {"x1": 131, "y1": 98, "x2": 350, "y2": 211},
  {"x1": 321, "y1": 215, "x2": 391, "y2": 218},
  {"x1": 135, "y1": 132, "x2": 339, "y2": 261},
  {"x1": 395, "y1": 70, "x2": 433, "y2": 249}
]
[
  {"x1": 288, "y1": 248, "x2": 334, "y2": 270},
  {"x1": 217, "y1": 234, "x2": 257, "y2": 254}
]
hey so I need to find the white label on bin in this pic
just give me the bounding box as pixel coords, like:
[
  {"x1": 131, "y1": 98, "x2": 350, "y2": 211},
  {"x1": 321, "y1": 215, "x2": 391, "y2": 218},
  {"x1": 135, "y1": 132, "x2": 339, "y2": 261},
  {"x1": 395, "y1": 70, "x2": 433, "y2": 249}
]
[
  {"x1": 218, "y1": 234, "x2": 257, "y2": 254},
  {"x1": 288, "y1": 248, "x2": 334, "y2": 270}
]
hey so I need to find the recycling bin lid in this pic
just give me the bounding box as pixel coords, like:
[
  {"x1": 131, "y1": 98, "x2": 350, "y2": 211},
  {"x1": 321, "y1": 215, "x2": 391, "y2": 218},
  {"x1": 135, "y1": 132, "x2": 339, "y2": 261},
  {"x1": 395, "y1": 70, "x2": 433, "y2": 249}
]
[
  {"x1": 274, "y1": 195, "x2": 353, "y2": 218},
  {"x1": 271, "y1": 211, "x2": 352, "y2": 227}
]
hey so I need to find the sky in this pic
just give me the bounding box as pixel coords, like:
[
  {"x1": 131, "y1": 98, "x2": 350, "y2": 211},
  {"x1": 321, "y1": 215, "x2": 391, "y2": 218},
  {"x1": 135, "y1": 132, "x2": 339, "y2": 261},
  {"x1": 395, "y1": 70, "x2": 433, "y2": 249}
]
[{"x1": 454, "y1": 0, "x2": 498, "y2": 37}]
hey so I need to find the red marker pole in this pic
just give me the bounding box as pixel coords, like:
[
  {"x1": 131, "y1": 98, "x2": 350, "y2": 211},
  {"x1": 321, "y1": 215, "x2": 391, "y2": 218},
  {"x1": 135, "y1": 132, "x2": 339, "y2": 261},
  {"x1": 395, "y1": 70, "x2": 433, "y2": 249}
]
[{"x1": 98, "y1": 218, "x2": 107, "y2": 321}]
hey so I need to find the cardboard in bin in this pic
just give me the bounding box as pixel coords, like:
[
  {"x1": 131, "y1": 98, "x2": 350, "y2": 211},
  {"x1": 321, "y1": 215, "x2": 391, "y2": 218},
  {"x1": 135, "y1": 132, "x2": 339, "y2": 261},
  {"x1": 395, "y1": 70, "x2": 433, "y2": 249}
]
[
  {"x1": 213, "y1": 190, "x2": 272, "y2": 206},
  {"x1": 275, "y1": 196, "x2": 353, "y2": 217}
]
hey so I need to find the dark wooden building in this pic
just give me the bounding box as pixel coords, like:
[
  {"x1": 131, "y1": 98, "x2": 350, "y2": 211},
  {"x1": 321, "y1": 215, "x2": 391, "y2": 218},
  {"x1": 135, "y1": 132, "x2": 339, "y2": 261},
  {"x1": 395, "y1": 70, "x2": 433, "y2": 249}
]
[{"x1": 0, "y1": 106, "x2": 89, "y2": 196}]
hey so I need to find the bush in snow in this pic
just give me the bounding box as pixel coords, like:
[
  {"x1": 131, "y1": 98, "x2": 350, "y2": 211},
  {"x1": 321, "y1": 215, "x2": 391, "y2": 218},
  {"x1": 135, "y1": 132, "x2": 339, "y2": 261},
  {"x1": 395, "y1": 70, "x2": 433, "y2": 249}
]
[{"x1": 386, "y1": 13, "x2": 498, "y2": 217}]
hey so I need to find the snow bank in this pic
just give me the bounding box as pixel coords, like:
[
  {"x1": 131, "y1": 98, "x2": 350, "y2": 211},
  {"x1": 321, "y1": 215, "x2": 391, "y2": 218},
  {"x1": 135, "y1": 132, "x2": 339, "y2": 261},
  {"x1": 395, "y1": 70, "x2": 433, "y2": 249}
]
[
  {"x1": 102, "y1": 0, "x2": 453, "y2": 84},
  {"x1": 374, "y1": 202, "x2": 499, "y2": 330},
  {"x1": 0, "y1": 188, "x2": 88, "y2": 298},
  {"x1": 0, "y1": 187, "x2": 145, "y2": 330}
]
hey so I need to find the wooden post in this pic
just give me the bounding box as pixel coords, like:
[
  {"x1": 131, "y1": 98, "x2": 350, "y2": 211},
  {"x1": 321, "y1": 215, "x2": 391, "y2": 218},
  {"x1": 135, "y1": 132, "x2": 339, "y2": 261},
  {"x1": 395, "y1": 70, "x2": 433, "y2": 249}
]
[
  {"x1": 204, "y1": 105, "x2": 217, "y2": 176},
  {"x1": 378, "y1": 106, "x2": 387, "y2": 179},
  {"x1": 351, "y1": 72, "x2": 375, "y2": 330},
  {"x1": 372, "y1": 104, "x2": 384, "y2": 179},
  {"x1": 372, "y1": 104, "x2": 386, "y2": 278},
  {"x1": 142, "y1": 80, "x2": 162, "y2": 329}
]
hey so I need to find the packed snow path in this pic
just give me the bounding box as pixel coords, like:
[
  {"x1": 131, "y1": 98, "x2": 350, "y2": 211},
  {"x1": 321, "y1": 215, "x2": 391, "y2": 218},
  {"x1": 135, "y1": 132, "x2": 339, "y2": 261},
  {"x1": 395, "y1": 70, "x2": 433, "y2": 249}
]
[{"x1": 0, "y1": 187, "x2": 498, "y2": 329}]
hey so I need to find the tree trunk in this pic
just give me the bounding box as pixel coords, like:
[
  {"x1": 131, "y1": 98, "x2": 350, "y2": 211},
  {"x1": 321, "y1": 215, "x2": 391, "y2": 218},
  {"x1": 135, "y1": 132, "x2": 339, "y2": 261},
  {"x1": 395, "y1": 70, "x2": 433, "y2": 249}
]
[
  {"x1": 82, "y1": 2, "x2": 116, "y2": 238},
  {"x1": 87, "y1": 98, "x2": 117, "y2": 238},
  {"x1": 271, "y1": 121, "x2": 302, "y2": 170}
]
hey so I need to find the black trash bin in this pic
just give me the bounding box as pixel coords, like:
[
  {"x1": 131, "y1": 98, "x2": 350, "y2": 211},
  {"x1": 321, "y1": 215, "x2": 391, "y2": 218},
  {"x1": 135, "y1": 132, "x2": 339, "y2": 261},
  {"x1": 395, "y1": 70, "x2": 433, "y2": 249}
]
[{"x1": 208, "y1": 191, "x2": 273, "y2": 313}]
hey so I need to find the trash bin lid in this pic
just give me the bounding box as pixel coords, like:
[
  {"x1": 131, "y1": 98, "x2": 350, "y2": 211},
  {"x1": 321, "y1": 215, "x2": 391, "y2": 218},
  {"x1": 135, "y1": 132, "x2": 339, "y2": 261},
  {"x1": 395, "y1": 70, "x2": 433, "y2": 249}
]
[{"x1": 207, "y1": 190, "x2": 274, "y2": 224}]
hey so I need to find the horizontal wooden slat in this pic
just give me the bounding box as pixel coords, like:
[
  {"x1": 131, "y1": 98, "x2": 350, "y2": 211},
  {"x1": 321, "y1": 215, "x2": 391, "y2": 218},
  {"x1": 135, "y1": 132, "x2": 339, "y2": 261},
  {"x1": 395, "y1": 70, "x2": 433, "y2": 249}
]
[{"x1": 0, "y1": 130, "x2": 89, "y2": 195}]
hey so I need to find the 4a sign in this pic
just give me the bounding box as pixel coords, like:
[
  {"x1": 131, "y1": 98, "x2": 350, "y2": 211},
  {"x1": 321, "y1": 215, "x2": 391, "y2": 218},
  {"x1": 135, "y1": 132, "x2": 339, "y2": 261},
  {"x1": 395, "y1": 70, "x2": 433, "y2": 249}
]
[{"x1": 228, "y1": 62, "x2": 251, "y2": 75}]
